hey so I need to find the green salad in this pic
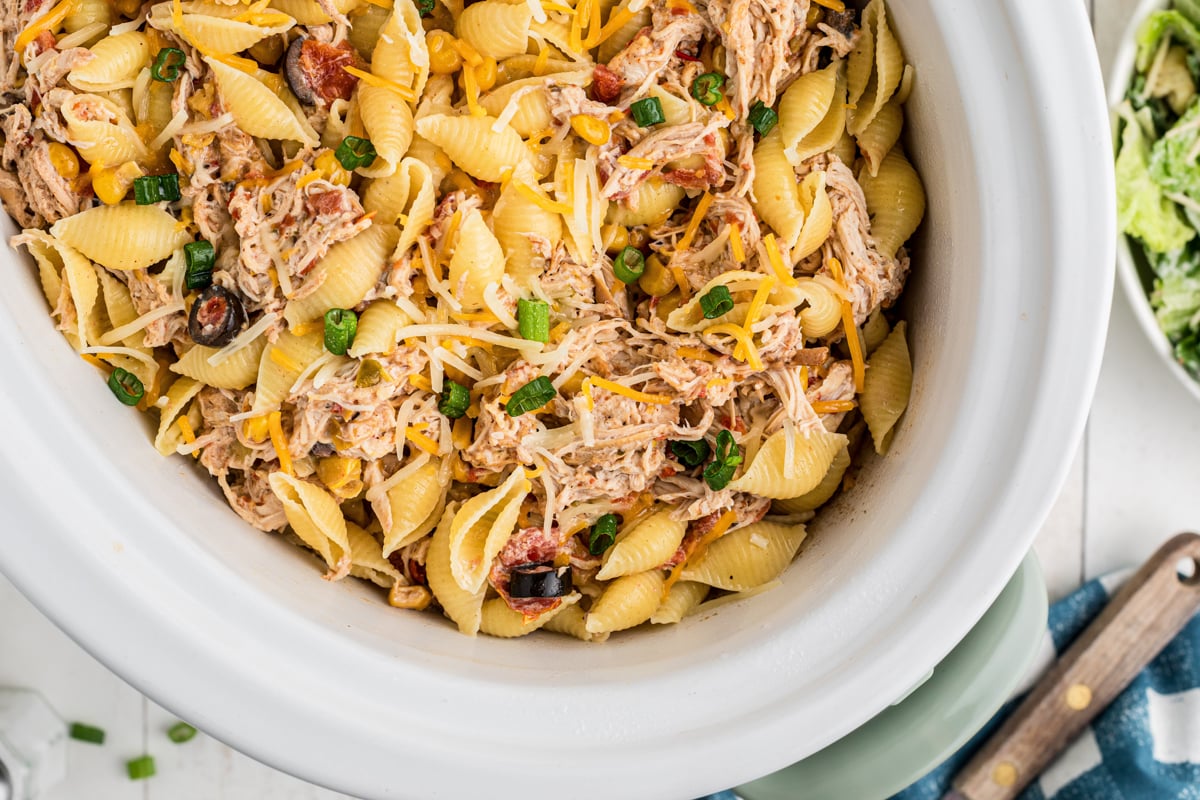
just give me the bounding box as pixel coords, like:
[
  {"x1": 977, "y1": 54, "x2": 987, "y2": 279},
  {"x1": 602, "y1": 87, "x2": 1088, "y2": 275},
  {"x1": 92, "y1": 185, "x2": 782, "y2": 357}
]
[{"x1": 1115, "y1": 0, "x2": 1200, "y2": 376}]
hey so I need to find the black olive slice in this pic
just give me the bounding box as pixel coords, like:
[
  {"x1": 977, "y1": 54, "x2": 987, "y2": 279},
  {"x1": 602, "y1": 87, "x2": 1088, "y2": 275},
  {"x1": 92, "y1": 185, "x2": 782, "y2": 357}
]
[
  {"x1": 188, "y1": 285, "x2": 246, "y2": 348},
  {"x1": 284, "y1": 37, "x2": 316, "y2": 106},
  {"x1": 508, "y1": 561, "x2": 572, "y2": 598}
]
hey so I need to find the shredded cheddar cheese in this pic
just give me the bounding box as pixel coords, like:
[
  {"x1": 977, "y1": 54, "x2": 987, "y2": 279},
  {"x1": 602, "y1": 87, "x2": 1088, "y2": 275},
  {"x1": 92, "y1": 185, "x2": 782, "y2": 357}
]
[
  {"x1": 267, "y1": 410, "x2": 293, "y2": 476},
  {"x1": 342, "y1": 66, "x2": 416, "y2": 102},
  {"x1": 677, "y1": 191, "x2": 713, "y2": 254},
  {"x1": 663, "y1": 509, "x2": 737, "y2": 598},
  {"x1": 587, "y1": 375, "x2": 673, "y2": 405},
  {"x1": 580, "y1": 376, "x2": 595, "y2": 410},
  {"x1": 592, "y1": 6, "x2": 635, "y2": 45},
  {"x1": 676, "y1": 346, "x2": 717, "y2": 362},
  {"x1": 462, "y1": 62, "x2": 485, "y2": 116},
  {"x1": 729, "y1": 222, "x2": 746, "y2": 263},
  {"x1": 582, "y1": 0, "x2": 604, "y2": 48},
  {"x1": 800, "y1": 365, "x2": 809, "y2": 392},
  {"x1": 736, "y1": 274, "x2": 777, "y2": 360},
  {"x1": 269, "y1": 346, "x2": 302, "y2": 372},
  {"x1": 705, "y1": 323, "x2": 763, "y2": 370},
  {"x1": 15, "y1": 0, "x2": 77, "y2": 53},
  {"x1": 670, "y1": 266, "x2": 691, "y2": 300},
  {"x1": 408, "y1": 373, "x2": 434, "y2": 393},
  {"x1": 812, "y1": 0, "x2": 845, "y2": 9},
  {"x1": 763, "y1": 233, "x2": 798, "y2": 287},
  {"x1": 811, "y1": 399, "x2": 857, "y2": 414},
  {"x1": 515, "y1": 181, "x2": 574, "y2": 215},
  {"x1": 827, "y1": 257, "x2": 866, "y2": 391},
  {"x1": 451, "y1": 38, "x2": 483, "y2": 67},
  {"x1": 406, "y1": 428, "x2": 441, "y2": 455},
  {"x1": 295, "y1": 170, "x2": 323, "y2": 189},
  {"x1": 617, "y1": 155, "x2": 655, "y2": 170}
]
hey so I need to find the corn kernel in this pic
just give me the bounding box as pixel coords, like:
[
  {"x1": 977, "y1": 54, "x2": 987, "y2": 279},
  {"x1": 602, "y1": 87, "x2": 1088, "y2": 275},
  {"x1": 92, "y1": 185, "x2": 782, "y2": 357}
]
[
  {"x1": 316, "y1": 456, "x2": 362, "y2": 494},
  {"x1": 388, "y1": 584, "x2": 433, "y2": 610},
  {"x1": 114, "y1": 0, "x2": 140, "y2": 17},
  {"x1": 426, "y1": 30, "x2": 462, "y2": 74},
  {"x1": 570, "y1": 114, "x2": 610, "y2": 146},
  {"x1": 639, "y1": 254, "x2": 676, "y2": 297},
  {"x1": 243, "y1": 416, "x2": 270, "y2": 443},
  {"x1": 313, "y1": 150, "x2": 351, "y2": 186},
  {"x1": 600, "y1": 224, "x2": 628, "y2": 254},
  {"x1": 90, "y1": 162, "x2": 143, "y2": 205},
  {"x1": 451, "y1": 453, "x2": 473, "y2": 483},
  {"x1": 475, "y1": 57, "x2": 498, "y2": 91},
  {"x1": 628, "y1": 227, "x2": 650, "y2": 249},
  {"x1": 47, "y1": 143, "x2": 79, "y2": 180},
  {"x1": 451, "y1": 416, "x2": 473, "y2": 450},
  {"x1": 654, "y1": 289, "x2": 683, "y2": 321}
]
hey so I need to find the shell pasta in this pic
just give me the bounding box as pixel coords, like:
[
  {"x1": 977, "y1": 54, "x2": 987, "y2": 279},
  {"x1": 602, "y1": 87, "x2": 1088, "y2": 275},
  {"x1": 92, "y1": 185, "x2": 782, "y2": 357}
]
[{"x1": 0, "y1": 0, "x2": 924, "y2": 639}]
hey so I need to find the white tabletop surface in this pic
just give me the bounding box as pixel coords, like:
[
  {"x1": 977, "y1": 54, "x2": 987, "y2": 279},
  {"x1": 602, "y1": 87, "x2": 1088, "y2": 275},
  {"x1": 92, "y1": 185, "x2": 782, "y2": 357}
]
[{"x1": 0, "y1": 0, "x2": 1186, "y2": 796}]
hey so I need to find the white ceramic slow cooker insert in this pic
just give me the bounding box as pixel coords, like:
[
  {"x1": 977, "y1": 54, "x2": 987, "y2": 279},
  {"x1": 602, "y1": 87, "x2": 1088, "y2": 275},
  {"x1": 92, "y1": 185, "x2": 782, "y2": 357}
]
[{"x1": 0, "y1": 0, "x2": 1113, "y2": 797}]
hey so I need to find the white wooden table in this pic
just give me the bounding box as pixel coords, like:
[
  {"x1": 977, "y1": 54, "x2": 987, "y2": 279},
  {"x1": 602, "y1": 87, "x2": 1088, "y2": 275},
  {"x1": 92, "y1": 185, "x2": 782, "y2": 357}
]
[{"x1": 1, "y1": 0, "x2": 1190, "y2": 796}]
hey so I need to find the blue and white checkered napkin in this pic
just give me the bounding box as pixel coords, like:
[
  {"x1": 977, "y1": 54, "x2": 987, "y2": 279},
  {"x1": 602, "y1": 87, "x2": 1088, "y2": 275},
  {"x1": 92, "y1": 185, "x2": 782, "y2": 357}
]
[
  {"x1": 702, "y1": 571, "x2": 1200, "y2": 800},
  {"x1": 895, "y1": 571, "x2": 1200, "y2": 800}
]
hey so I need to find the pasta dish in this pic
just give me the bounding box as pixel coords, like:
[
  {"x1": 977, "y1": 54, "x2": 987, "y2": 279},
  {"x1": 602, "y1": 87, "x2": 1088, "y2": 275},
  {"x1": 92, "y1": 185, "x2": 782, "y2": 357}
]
[{"x1": 0, "y1": 0, "x2": 923, "y2": 639}]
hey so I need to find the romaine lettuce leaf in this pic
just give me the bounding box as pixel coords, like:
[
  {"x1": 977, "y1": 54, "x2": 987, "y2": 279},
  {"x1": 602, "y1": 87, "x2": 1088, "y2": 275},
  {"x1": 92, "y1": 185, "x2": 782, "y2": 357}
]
[
  {"x1": 1117, "y1": 103, "x2": 1196, "y2": 253},
  {"x1": 1175, "y1": 330, "x2": 1200, "y2": 377},
  {"x1": 1178, "y1": 0, "x2": 1200, "y2": 28},
  {"x1": 1154, "y1": 266, "x2": 1200, "y2": 339},
  {"x1": 1137, "y1": 10, "x2": 1200, "y2": 72},
  {"x1": 1150, "y1": 101, "x2": 1200, "y2": 205}
]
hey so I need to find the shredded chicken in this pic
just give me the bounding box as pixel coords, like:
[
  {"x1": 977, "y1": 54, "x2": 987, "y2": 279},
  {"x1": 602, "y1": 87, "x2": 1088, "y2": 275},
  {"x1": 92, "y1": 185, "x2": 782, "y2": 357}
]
[
  {"x1": 0, "y1": 104, "x2": 77, "y2": 226},
  {"x1": 601, "y1": 114, "x2": 730, "y2": 199},
  {"x1": 709, "y1": 0, "x2": 810, "y2": 116},
  {"x1": 821, "y1": 158, "x2": 910, "y2": 324},
  {"x1": 227, "y1": 161, "x2": 370, "y2": 305}
]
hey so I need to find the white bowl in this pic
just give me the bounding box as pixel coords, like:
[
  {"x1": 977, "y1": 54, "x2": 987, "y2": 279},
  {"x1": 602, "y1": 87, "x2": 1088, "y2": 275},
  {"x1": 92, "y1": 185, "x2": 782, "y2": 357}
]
[
  {"x1": 1110, "y1": 0, "x2": 1200, "y2": 403},
  {"x1": 0, "y1": 1, "x2": 1114, "y2": 798}
]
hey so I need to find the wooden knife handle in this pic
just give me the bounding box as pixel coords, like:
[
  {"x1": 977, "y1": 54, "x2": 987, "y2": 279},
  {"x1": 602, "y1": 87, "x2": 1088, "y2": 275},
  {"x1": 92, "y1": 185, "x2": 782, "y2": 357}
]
[{"x1": 951, "y1": 533, "x2": 1200, "y2": 800}]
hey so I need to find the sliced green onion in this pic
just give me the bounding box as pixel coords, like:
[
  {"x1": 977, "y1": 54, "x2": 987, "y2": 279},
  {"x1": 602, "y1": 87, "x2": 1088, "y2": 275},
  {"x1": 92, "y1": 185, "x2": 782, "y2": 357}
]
[
  {"x1": 69, "y1": 722, "x2": 106, "y2": 745},
  {"x1": 703, "y1": 429, "x2": 742, "y2": 491},
  {"x1": 439, "y1": 380, "x2": 470, "y2": 419},
  {"x1": 108, "y1": 367, "x2": 144, "y2": 406},
  {"x1": 416, "y1": 0, "x2": 434, "y2": 14},
  {"x1": 184, "y1": 240, "x2": 215, "y2": 291},
  {"x1": 323, "y1": 308, "x2": 357, "y2": 355},
  {"x1": 588, "y1": 513, "x2": 619, "y2": 555},
  {"x1": 167, "y1": 722, "x2": 197, "y2": 743},
  {"x1": 126, "y1": 755, "x2": 156, "y2": 780},
  {"x1": 506, "y1": 376, "x2": 556, "y2": 417},
  {"x1": 699, "y1": 285, "x2": 734, "y2": 319},
  {"x1": 748, "y1": 101, "x2": 778, "y2": 135},
  {"x1": 630, "y1": 97, "x2": 665, "y2": 127},
  {"x1": 335, "y1": 136, "x2": 377, "y2": 170},
  {"x1": 133, "y1": 173, "x2": 180, "y2": 205},
  {"x1": 517, "y1": 298, "x2": 550, "y2": 343},
  {"x1": 691, "y1": 72, "x2": 725, "y2": 106},
  {"x1": 670, "y1": 438, "x2": 710, "y2": 468},
  {"x1": 613, "y1": 246, "x2": 645, "y2": 283},
  {"x1": 151, "y1": 48, "x2": 185, "y2": 82}
]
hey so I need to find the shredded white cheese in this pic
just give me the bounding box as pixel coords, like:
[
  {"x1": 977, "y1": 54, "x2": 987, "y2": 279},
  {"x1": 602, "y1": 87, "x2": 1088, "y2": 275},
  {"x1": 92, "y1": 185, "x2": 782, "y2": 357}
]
[
  {"x1": 491, "y1": 84, "x2": 539, "y2": 134},
  {"x1": 206, "y1": 311, "x2": 278, "y2": 366},
  {"x1": 481, "y1": 282, "x2": 518, "y2": 329},
  {"x1": 393, "y1": 324, "x2": 544, "y2": 352},
  {"x1": 98, "y1": 302, "x2": 185, "y2": 346},
  {"x1": 79, "y1": 346, "x2": 160, "y2": 370},
  {"x1": 150, "y1": 103, "x2": 190, "y2": 151}
]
